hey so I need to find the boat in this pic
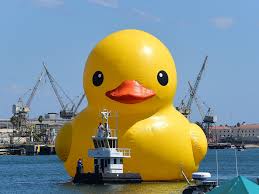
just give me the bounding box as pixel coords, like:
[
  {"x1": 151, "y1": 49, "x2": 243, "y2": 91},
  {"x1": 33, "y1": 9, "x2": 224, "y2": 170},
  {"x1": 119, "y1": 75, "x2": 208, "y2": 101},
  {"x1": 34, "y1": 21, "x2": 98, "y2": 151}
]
[
  {"x1": 182, "y1": 172, "x2": 217, "y2": 194},
  {"x1": 73, "y1": 109, "x2": 142, "y2": 184},
  {"x1": 236, "y1": 144, "x2": 246, "y2": 151}
]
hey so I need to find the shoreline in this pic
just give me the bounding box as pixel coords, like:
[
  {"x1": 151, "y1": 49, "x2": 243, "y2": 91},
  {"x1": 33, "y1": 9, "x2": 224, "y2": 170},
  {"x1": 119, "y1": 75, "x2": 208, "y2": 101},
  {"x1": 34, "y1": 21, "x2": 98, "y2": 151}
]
[{"x1": 244, "y1": 144, "x2": 259, "y2": 148}]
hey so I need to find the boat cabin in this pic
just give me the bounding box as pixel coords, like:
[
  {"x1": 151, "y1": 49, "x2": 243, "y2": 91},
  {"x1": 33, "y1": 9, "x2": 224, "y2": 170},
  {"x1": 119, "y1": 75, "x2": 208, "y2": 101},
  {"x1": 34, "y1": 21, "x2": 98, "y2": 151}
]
[{"x1": 88, "y1": 109, "x2": 130, "y2": 174}]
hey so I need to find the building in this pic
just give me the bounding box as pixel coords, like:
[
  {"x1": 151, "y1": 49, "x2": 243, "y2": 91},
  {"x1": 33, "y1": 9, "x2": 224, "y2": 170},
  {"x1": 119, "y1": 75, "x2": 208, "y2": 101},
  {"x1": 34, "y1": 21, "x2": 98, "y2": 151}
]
[
  {"x1": 0, "y1": 114, "x2": 70, "y2": 145},
  {"x1": 210, "y1": 124, "x2": 259, "y2": 144}
]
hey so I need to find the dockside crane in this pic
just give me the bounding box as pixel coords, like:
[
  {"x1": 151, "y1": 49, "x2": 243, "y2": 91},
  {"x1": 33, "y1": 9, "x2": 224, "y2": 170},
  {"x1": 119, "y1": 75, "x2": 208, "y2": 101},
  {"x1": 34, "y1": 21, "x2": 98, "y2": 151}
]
[
  {"x1": 43, "y1": 63, "x2": 76, "y2": 119},
  {"x1": 12, "y1": 62, "x2": 85, "y2": 124},
  {"x1": 188, "y1": 81, "x2": 217, "y2": 140},
  {"x1": 11, "y1": 69, "x2": 45, "y2": 128},
  {"x1": 177, "y1": 56, "x2": 208, "y2": 118}
]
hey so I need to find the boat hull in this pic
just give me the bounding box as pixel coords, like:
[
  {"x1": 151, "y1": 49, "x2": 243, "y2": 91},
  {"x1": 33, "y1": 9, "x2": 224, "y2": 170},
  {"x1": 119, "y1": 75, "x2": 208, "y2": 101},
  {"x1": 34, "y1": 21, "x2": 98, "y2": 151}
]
[{"x1": 73, "y1": 172, "x2": 142, "y2": 184}]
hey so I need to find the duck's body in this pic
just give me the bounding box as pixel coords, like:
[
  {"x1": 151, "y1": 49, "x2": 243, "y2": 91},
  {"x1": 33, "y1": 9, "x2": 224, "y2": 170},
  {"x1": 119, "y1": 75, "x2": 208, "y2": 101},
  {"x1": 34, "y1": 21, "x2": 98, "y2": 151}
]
[{"x1": 55, "y1": 29, "x2": 207, "y2": 181}]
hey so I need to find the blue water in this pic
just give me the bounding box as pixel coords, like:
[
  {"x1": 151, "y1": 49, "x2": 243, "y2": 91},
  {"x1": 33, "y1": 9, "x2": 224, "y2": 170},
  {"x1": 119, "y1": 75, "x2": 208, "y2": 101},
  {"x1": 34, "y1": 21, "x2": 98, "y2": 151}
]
[{"x1": 0, "y1": 149, "x2": 258, "y2": 193}]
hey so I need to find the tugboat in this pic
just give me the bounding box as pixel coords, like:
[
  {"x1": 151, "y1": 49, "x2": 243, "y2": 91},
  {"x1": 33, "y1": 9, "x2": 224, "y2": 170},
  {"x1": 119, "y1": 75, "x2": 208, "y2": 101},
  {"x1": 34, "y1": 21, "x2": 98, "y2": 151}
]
[{"x1": 73, "y1": 109, "x2": 142, "y2": 184}]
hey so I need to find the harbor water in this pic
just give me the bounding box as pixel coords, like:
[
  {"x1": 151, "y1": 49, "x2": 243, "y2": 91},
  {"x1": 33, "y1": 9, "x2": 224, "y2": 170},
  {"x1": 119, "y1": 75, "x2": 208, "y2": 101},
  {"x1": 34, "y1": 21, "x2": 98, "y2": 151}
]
[{"x1": 0, "y1": 149, "x2": 258, "y2": 193}]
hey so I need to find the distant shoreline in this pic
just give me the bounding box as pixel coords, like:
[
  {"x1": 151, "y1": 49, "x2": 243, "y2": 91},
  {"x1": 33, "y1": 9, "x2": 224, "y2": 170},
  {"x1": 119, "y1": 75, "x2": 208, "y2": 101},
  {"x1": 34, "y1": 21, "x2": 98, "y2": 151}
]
[{"x1": 244, "y1": 144, "x2": 259, "y2": 148}]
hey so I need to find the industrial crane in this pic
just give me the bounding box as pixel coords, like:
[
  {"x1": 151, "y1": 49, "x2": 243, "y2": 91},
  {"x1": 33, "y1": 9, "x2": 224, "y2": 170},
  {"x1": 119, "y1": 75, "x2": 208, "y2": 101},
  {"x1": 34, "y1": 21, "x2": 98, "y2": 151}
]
[
  {"x1": 11, "y1": 69, "x2": 45, "y2": 128},
  {"x1": 43, "y1": 63, "x2": 76, "y2": 119},
  {"x1": 12, "y1": 62, "x2": 85, "y2": 125},
  {"x1": 188, "y1": 81, "x2": 217, "y2": 140},
  {"x1": 177, "y1": 56, "x2": 208, "y2": 118}
]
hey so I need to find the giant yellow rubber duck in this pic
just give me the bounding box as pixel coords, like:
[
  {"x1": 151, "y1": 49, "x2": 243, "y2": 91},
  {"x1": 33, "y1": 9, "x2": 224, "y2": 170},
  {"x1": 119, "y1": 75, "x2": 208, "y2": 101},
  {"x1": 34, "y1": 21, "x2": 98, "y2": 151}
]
[{"x1": 55, "y1": 29, "x2": 207, "y2": 181}]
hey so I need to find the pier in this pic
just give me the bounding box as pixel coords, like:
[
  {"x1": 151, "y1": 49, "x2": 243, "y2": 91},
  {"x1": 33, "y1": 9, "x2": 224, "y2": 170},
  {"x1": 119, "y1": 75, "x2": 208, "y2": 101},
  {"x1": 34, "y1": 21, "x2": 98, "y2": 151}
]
[{"x1": 0, "y1": 144, "x2": 55, "y2": 155}]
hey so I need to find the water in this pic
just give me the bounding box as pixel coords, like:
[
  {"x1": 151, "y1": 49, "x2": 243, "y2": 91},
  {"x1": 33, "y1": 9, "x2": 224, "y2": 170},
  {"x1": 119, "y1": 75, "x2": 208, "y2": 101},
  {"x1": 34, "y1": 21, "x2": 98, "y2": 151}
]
[
  {"x1": 0, "y1": 149, "x2": 258, "y2": 193},
  {"x1": 199, "y1": 148, "x2": 259, "y2": 182}
]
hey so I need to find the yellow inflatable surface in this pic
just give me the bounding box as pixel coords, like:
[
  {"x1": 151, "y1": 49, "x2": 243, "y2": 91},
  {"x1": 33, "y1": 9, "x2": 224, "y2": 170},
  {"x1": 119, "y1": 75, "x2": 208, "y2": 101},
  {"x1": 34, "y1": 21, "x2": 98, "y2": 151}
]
[{"x1": 55, "y1": 29, "x2": 207, "y2": 181}]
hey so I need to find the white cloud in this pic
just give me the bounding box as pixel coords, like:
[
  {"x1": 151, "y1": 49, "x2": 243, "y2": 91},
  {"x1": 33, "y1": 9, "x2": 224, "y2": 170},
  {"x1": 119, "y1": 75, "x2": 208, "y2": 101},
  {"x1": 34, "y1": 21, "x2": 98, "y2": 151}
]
[
  {"x1": 34, "y1": 0, "x2": 64, "y2": 8},
  {"x1": 210, "y1": 17, "x2": 234, "y2": 29},
  {"x1": 87, "y1": 0, "x2": 118, "y2": 8},
  {"x1": 132, "y1": 8, "x2": 160, "y2": 23}
]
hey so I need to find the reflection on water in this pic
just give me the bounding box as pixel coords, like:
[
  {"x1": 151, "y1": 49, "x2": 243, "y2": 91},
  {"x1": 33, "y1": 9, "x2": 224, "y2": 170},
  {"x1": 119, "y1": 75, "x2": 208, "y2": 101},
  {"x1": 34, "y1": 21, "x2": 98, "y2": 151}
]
[
  {"x1": 0, "y1": 149, "x2": 258, "y2": 193},
  {"x1": 63, "y1": 182, "x2": 186, "y2": 193},
  {"x1": 61, "y1": 182, "x2": 187, "y2": 194}
]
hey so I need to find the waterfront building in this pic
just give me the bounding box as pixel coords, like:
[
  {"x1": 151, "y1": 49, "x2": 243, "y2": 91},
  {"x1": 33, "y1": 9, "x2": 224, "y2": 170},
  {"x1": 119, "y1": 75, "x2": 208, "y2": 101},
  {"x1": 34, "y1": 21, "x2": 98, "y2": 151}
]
[
  {"x1": 210, "y1": 123, "x2": 259, "y2": 143},
  {"x1": 0, "y1": 114, "x2": 69, "y2": 144}
]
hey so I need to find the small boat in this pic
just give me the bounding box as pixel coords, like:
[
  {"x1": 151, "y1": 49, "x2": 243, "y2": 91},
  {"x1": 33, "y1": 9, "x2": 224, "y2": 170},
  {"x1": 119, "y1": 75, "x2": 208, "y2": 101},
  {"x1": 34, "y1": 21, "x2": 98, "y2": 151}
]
[
  {"x1": 237, "y1": 144, "x2": 246, "y2": 151},
  {"x1": 182, "y1": 172, "x2": 217, "y2": 194},
  {"x1": 73, "y1": 109, "x2": 142, "y2": 184}
]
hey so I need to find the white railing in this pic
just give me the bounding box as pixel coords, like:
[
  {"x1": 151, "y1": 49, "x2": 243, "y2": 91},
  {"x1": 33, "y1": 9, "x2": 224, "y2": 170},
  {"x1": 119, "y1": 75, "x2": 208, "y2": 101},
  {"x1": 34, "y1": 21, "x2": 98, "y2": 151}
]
[
  {"x1": 89, "y1": 148, "x2": 131, "y2": 157},
  {"x1": 116, "y1": 148, "x2": 131, "y2": 157},
  {"x1": 95, "y1": 128, "x2": 117, "y2": 138}
]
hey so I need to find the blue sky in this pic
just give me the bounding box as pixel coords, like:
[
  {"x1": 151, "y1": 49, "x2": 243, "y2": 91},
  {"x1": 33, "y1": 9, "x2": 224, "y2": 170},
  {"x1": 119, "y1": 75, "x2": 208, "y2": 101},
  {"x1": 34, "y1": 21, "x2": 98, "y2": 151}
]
[{"x1": 1, "y1": 0, "x2": 259, "y2": 125}]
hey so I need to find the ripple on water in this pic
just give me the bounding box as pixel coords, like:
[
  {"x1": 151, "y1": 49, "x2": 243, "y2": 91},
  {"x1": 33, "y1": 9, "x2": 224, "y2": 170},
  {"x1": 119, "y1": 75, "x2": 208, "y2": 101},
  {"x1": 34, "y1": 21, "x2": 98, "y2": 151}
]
[{"x1": 0, "y1": 149, "x2": 258, "y2": 193}]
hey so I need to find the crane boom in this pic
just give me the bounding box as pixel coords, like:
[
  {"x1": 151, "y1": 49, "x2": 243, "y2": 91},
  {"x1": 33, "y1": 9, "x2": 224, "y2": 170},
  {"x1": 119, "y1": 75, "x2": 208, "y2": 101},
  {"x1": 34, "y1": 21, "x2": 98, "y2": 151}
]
[
  {"x1": 43, "y1": 63, "x2": 66, "y2": 110},
  {"x1": 73, "y1": 94, "x2": 85, "y2": 114},
  {"x1": 26, "y1": 69, "x2": 45, "y2": 108},
  {"x1": 186, "y1": 56, "x2": 208, "y2": 112},
  {"x1": 188, "y1": 81, "x2": 205, "y2": 119}
]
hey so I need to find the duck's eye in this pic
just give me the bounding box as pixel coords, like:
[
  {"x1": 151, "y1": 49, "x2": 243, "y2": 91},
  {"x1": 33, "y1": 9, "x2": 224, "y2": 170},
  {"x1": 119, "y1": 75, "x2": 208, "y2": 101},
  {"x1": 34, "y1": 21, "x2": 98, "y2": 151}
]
[
  {"x1": 157, "y1": 70, "x2": 168, "y2": 86},
  {"x1": 92, "y1": 71, "x2": 104, "y2": 86}
]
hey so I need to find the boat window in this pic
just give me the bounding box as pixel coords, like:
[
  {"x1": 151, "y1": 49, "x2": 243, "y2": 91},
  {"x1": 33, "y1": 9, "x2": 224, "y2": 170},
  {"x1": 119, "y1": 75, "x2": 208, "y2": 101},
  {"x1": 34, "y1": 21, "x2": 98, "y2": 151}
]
[
  {"x1": 108, "y1": 159, "x2": 110, "y2": 164},
  {"x1": 120, "y1": 159, "x2": 123, "y2": 164},
  {"x1": 94, "y1": 159, "x2": 98, "y2": 164},
  {"x1": 114, "y1": 158, "x2": 117, "y2": 164},
  {"x1": 105, "y1": 159, "x2": 107, "y2": 167}
]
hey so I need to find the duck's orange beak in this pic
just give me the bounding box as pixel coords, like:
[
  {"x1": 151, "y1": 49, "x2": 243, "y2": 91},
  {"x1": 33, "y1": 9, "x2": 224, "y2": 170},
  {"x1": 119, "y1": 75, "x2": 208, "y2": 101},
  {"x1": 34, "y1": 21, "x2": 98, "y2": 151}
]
[{"x1": 106, "y1": 80, "x2": 155, "y2": 104}]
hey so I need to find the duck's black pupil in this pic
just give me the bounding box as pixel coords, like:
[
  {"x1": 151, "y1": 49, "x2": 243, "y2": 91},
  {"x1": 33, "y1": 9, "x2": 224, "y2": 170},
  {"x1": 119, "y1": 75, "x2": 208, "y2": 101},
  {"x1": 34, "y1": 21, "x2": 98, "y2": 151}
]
[
  {"x1": 157, "y1": 70, "x2": 168, "y2": 86},
  {"x1": 92, "y1": 71, "x2": 104, "y2": 86}
]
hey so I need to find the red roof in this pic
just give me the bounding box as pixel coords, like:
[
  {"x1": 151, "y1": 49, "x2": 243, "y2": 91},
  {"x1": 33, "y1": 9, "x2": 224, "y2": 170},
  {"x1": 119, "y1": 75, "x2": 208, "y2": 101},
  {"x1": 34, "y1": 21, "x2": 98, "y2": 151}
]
[{"x1": 212, "y1": 123, "x2": 259, "y2": 130}]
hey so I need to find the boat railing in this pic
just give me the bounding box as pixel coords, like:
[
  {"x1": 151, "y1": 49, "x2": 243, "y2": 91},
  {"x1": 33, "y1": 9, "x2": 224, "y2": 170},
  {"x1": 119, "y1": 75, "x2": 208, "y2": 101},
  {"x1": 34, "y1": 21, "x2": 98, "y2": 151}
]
[
  {"x1": 116, "y1": 148, "x2": 131, "y2": 157},
  {"x1": 95, "y1": 128, "x2": 117, "y2": 138},
  {"x1": 88, "y1": 148, "x2": 131, "y2": 157}
]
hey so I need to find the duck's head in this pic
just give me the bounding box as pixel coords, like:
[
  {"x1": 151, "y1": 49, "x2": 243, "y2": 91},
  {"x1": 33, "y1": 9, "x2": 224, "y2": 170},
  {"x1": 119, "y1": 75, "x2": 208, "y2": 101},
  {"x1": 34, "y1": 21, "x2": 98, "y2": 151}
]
[{"x1": 83, "y1": 29, "x2": 177, "y2": 115}]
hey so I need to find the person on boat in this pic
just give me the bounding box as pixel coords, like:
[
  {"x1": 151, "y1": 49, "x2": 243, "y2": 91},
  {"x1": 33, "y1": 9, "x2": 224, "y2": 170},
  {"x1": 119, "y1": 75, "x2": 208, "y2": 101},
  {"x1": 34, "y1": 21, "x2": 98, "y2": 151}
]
[
  {"x1": 97, "y1": 122, "x2": 105, "y2": 137},
  {"x1": 76, "y1": 158, "x2": 84, "y2": 174}
]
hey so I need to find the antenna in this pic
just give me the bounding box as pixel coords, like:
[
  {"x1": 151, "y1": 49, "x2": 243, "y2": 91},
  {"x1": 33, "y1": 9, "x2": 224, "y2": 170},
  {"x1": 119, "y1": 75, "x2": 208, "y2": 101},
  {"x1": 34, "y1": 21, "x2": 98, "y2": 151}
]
[
  {"x1": 234, "y1": 149, "x2": 239, "y2": 176},
  {"x1": 181, "y1": 168, "x2": 191, "y2": 185},
  {"x1": 216, "y1": 150, "x2": 219, "y2": 186}
]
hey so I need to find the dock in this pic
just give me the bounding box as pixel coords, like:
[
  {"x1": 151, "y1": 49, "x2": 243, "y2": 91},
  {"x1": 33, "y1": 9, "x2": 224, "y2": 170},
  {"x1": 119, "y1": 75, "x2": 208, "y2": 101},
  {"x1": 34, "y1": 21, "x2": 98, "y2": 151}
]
[{"x1": 0, "y1": 144, "x2": 55, "y2": 155}]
